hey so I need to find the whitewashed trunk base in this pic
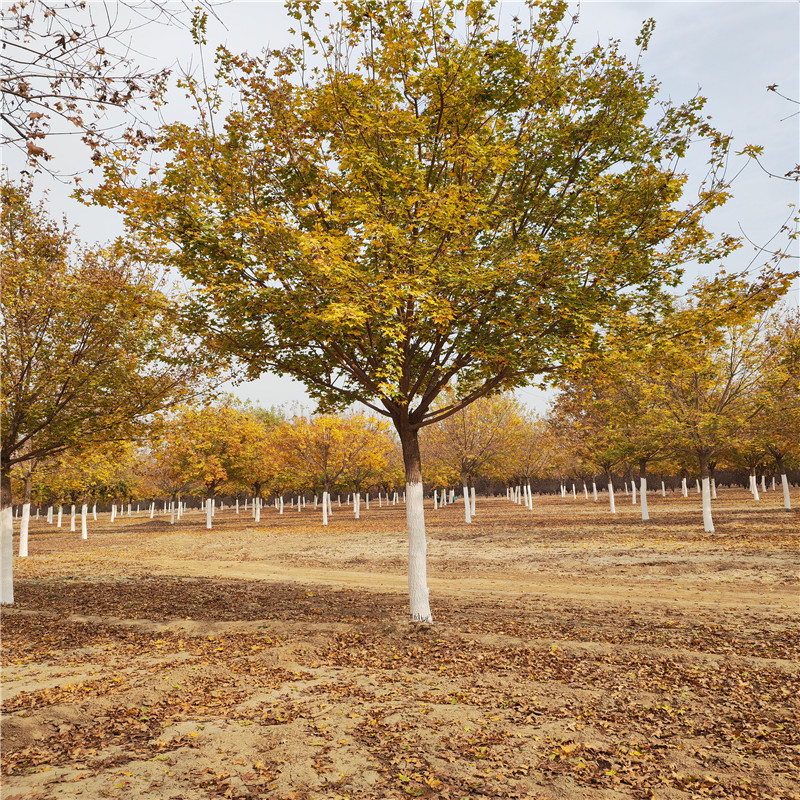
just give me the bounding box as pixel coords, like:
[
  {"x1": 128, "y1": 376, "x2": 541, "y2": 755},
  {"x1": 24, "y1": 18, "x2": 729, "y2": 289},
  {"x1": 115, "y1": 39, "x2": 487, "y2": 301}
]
[{"x1": 406, "y1": 481, "x2": 432, "y2": 623}]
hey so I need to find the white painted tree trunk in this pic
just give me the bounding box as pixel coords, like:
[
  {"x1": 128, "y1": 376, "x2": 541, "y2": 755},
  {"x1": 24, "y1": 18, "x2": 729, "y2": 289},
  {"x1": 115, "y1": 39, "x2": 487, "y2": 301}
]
[
  {"x1": 624, "y1": 482, "x2": 629, "y2": 496},
  {"x1": 170, "y1": 501, "x2": 175, "y2": 524},
  {"x1": 314, "y1": 494, "x2": 318, "y2": 510},
  {"x1": 433, "y1": 489, "x2": 438, "y2": 510},
  {"x1": 92, "y1": 503, "x2": 97, "y2": 520},
  {"x1": 406, "y1": 480, "x2": 431, "y2": 623},
  {"x1": 256, "y1": 497, "x2": 262, "y2": 522},
  {"x1": 695, "y1": 479, "x2": 701, "y2": 494},
  {"x1": 206, "y1": 498, "x2": 213, "y2": 529},
  {"x1": 583, "y1": 482, "x2": 588, "y2": 500},
  {"x1": 760, "y1": 475, "x2": 767, "y2": 493},
  {"x1": 81, "y1": 503, "x2": 88, "y2": 540},
  {"x1": 572, "y1": 484, "x2": 576, "y2": 499},
  {"x1": 702, "y1": 477, "x2": 715, "y2": 533},
  {"x1": 47, "y1": 505, "x2": 53, "y2": 523},
  {"x1": 1, "y1": 506, "x2": 13, "y2": 604},
  {"x1": 608, "y1": 482, "x2": 616, "y2": 514},
  {"x1": 681, "y1": 478, "x2": 688, "y2": 497},
  {"x1": 70, "y1": 504, "x2": 76, "y2": 532},
  {"x1": 322, "y1": 490, "x2": 329, "y2": 525},
  {"x1": 57, "y1": 505, "x2": 63, "y2": 527},
  {"x1": 592, "y1": 482, "x2": 598, "y2": 501},
  {"x1": 338, "y1": 494, "x2": 342, "y2": 507},
  {"x1": 127, "y1": 503, "x2": 132, "y2": 516},
  {"x1": 751, "y1": 473, "x2": 760, "y2": 501},
  {"x1": 781, "y1": 473, "x2": 792, "y2": 509},
  {"x1": 328, "y1": 493, "x2": 333, "y2": 516},
  {"x1": 279, "y1": 495, "x2": 284, "y2": 514},
  {"x1": 379, "y1": 492, "x2": 382, "y2": 508},
  {"x1": 19, "y1": 502, "x2": 30, "y2": 557},
  {"x1": 471, "y1": 486, "x2": 476, "y2": 516},
  {"x1": 661, "y1": 481, "x2": 666, "y2": 497},
  {"x1": 771, "y1": 476, "x2": 776, "y2": 491},
  {"x1": 366, "y1": 494, "x2": 370, "y2": 510},
  {"x1": 711, "y1": 478, "x2": 717, "y2": 500},
  {"x1": 560, "y1": 484, "x2": 566, "y2": 498},
  {"x1": 462, "y1": 485, "x2": 471, "y2": 523},
  {"x1": 236, "y1": 498, "x2": 239, "y2": 514},
  {"x1": 297, "y1": 495, "x2": 302, "y2": 512},
  {"x1": 640, "y1": 477, "x2": 649, "y2": 521},
  {"x1": 354, "y1": 493, "x2": 361, "y2": 519},
  {"x1": 150, "y1": 502, "x2": 155, "y2": 519},
  {"x1": 631, "y1": 482, "x2": 636, "y2": 504}
]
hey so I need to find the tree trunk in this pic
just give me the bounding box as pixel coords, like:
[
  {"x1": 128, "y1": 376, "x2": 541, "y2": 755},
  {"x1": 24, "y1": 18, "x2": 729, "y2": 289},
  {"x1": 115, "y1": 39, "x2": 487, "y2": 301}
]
[
  {"x1": 750, "y1": 469, "x2": 760, "y2": 500},
  {"x1": 606, "y1": 470, "x2": 616, "y2": 514},
  {"x1": 398, "y1": 420, "x2": 432, "y2": 623},
  {"x1": 699, "y1": 453, "x2": 715, "y2": 533},
  {"x1": 322, "y1": 485, "x2": 329, "y2": 526},
  {"x1": 592, "y1": 481, "x2": 598, "y2": 501},
  {"x1": 81, "y1": 502, "x2": 88, "y2": 540},
  {"x1": 206, "y1": 489, "x2": 214, "y2": 529},
  {"x1": 631, "y1": 480, "x2": 636, "y2": 505},
  {"x1": 781, "y1": 473, "x2": 792, "y2": 510},
  {"x1": 461, "y1": 474, "x2": 471, "y2": 523},
  {"x1": 471, "y1": 486, "x2": 476, "y2": 516},
  {"x1": 19, "y1": 474, "x2": 32, "y2": 558},
  {"x1": 639, "y1": 460, "x2": 649, "y2": 521},
  {"x1": 1, "y1": 467, "x2": 14, "y2": 604}
]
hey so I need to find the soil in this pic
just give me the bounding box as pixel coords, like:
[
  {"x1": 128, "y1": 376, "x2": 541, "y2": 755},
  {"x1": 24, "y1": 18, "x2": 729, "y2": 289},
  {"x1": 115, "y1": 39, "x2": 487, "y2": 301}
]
[{"x1": 1, "y1": 489, "x2": 798, "y2": 799}]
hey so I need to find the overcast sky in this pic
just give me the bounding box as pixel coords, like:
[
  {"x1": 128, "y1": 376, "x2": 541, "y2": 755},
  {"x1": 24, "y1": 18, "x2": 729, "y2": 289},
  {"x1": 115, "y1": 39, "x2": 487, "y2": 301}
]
[{"x1": 8, "y1": 1, "x2": 799, "y2": 412}]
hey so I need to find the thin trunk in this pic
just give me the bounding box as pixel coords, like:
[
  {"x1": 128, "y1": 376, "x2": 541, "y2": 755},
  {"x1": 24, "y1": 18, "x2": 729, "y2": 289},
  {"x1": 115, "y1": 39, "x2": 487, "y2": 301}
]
[
  {"x1": 19, "y1": 475, "x2": 32, "y2": 558},
  {"x1": 70, "y1": 503, "x2": 76, "y2": 532},
  {"x1": 81, "y1": 502, "x2": 88, "y2": 540},
  {"x1": 681, "y1": 477, "x2": 688, "y2": 497},
  {"x1": 433, "y1": 489, "x2": 438, "y2": 510},
  {"x1": 462, "y1": 477, "x2": 471, "y2": 524},
  {"x1": 592, "y1": 481, "x2": 598, "y2": 501},
  {"x1": 322, "y1": 489, "x2": 329, "y2": 526},
  {"x1": 631, "y1": 481, "x2": 636, "y2": 505},
  {"x1": 661, "y1": 480, "x2": 666, "y2": 498},
  {"x1": 471, "y1": 486, "x2": 476, "y2": 517},
  {"x1": 699, "y1": 454, "x2": 715, "y2": 533},
  {"x1": 607, "y1": 473, "x2": 616, "y2": 515},
  {"x1": 206, "y1": 495, "x2": 213, "y2": 529}
]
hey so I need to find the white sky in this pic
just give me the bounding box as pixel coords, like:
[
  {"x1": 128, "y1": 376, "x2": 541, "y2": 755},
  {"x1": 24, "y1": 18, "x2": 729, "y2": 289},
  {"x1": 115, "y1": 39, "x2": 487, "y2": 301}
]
[{"x1": 6, "y1": 0, "x2": 799, "y2": 413}]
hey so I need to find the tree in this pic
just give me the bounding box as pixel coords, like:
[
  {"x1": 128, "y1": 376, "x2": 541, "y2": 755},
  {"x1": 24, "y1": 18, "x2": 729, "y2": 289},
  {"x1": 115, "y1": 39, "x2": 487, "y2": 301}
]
[
  {"x1": 748, "y1": 308, "x2": 800, "y2": 509},
  {"x1": 157, "y1": 403, "x2": 265, "y2": 529},
  {"x1": 422, "y1": 392, "x2": 523, "y2": 522},
  {"x1": 94, "y1": 0, "x2": 739, "y2": 621},
  {"x1": 24, "y1": 441, "x2": 135, "y2": 549},
  {"x1": 0, "y1": 180, "x2": 214, "y2": 604},
  {"x1": 277, "y1": 412, "x2": 392, "y2": 525},
  {"x1": 1, "y1": 0, "x2": 218, "y2": 170}
]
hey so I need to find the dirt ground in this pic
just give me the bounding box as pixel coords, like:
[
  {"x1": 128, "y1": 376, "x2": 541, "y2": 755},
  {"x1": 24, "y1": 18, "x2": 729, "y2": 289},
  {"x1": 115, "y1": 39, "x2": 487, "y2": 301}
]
[{"x1": 1, "y1": 489, "x2": 798, "y2": 800}]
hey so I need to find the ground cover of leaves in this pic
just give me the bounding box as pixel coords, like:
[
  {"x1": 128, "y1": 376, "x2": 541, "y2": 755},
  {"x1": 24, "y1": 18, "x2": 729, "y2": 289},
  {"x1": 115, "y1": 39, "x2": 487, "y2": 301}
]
[{"x1": 1, "y1": 490, "x2": 798, "y2": 799}]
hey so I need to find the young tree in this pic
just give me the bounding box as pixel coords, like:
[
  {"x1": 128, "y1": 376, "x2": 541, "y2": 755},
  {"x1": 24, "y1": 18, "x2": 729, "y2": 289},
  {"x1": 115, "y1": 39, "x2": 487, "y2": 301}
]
[
  {"x1": 94, "y1": 0, "x2": 738, "y2": 621},
  {"x1": 1, "y1": 180, "x2": 214, "y2": 604}
]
